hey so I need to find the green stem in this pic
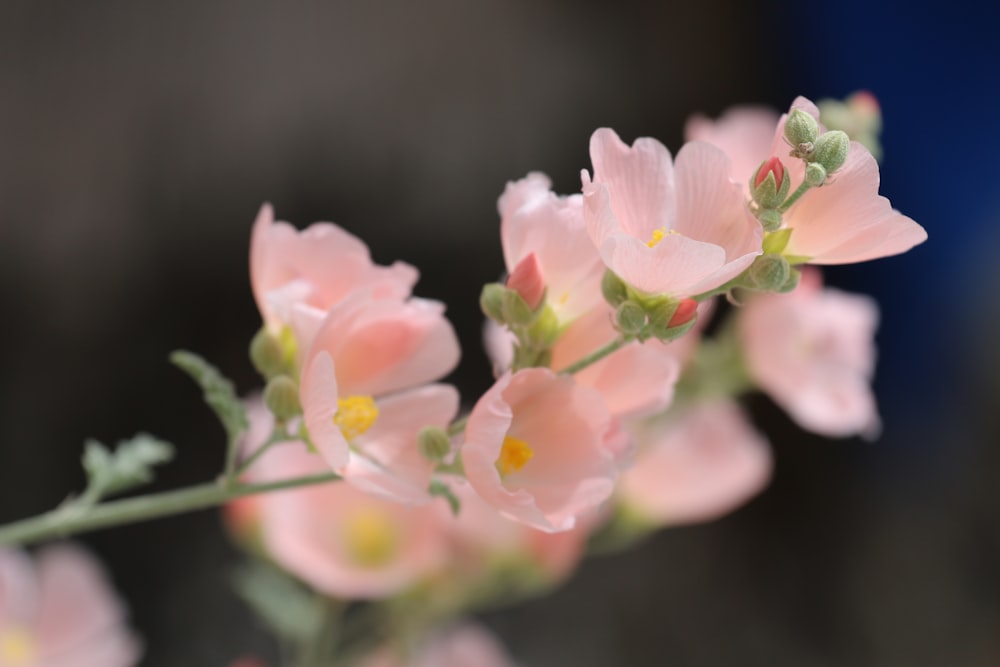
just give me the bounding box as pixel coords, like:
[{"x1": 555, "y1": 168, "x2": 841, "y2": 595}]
[
  {"x1": 778, "y1": 180, "x2": 813, "y2": 212},
  {"x1": 557, "y1": 337, "x2": 630, "y2": 375},
  {"x1": 0, "y1": 472, "x2": 340, "y2": 547},
  {"x1": 236, "y1": 429, "x2": 295, "y2": 476},
  {"x1": 447, "y1": 416, "x2": 468, "y2": 437}
]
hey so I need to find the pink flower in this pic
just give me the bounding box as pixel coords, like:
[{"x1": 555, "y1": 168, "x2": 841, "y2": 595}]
[
  {"x1": 618, "y1": 400, "x2": 772, "y2": 525},
  {"x1": 687, "y1": 98, "x2": 927, "y2": 264},
  {"x1": 357, "y1": 623, "x2": 517, "y2": 667},
  {"x1": 298, "y1": 292, "x2": 460, "y2": 502},
  {"x1": 685, "y1": 105, "x2": 781, "y2": 194},
  {"x1": 250, "y1": 203, "x2": 417, "y2": 331},
  {"x1": 257, "y1": 441, "x2": 451, "y2": 599},
  {"x1": 0, "y1": 545, "x2": 140, "y2": 667},
  {"x1": 499, "y1": 173, "x2": 605, "y2": 323},
  {"x1": 582, "y1": 128, "x2": 763, "y2": 297},
  {"x1": 738, "y1": 269, "x2": 881, "y2": 438},
  {"x1": 462, "y1": 368, "x2": 620, "y2": 532}
]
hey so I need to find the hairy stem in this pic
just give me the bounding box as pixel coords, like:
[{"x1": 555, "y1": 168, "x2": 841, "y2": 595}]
[{"x1": 557, "y1": 337, "x2": 630, "y2": 375}]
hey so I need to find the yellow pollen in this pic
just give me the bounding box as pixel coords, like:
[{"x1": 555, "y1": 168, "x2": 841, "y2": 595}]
[
  {"x1": 558, "y1": 291, "x2": 570, "y2": 306},
  {"x1": 334, "y1": 395, "x2": 379, "y2": 440},
  {"x1": 343, "y1": 507, "x2": 399, "y2": 567},
  {"x1": 0, "y1": 627, "x2": 37, "y2": 665},
  {"x1": 646, "y1": 227, "x2": 682, "y2": 248},
  {"x1": 496, "y1": 435, "x2": 534, "y2": 476}
]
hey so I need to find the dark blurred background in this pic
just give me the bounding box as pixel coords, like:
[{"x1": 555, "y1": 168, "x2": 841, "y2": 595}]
[{"x1": 1, "y1": 1, "x2": 998, "y2": 665}]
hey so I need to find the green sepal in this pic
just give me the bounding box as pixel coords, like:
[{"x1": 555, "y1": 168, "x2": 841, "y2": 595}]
[
  {"x1": 429, "y1": 480, "x2": 461, "y2": 515},
  {"x1": 762, "y1": 228, "x2": 793, "y2": 255}
]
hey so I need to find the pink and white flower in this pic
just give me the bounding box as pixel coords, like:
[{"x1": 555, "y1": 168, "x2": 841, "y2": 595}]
[
  {"x1": 250, "y1": 203, "x2": 417, "y2": 334},
  {"x1": 687, "y1": 98, "x2": 927, "y2": 264},
  {"x1": 0, "y1": 545, "x2": 140, "y2": 667},
  {"x1": 582, "y1": 128, "x2": 763, "y2": 298},
  {"x1": 462, "y1": 368, "x2": 621, "y2": 532},
  {"x1": 738, "y1": 269, "x2": 881, "y2": 438},
  {"x1": 618, "y1": 399, "x2": 772, "y2": 525},
  {"x1": 298, "y1": 292, "x2": 461, "y2": 503}
]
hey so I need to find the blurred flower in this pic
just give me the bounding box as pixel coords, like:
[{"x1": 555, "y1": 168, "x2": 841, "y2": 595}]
[
  {"x1": 357, "y1": 622, "x2": 517, "y2": 667},
  {"x1": 582, "y1": 128, "x2": 762, "y2": 297},
  {"x1": 0, "y1": 545, "x2": 140, "y2": 667},
  {"x1": 738, "y1": 269, "x2": 881, "y2": 438},
  {"x1": 462, "y1": 368, "x2": 621, "y2": 532}
]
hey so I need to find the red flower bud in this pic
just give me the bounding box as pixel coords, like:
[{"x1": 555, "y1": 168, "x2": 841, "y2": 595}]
[
  {"x1": 754, "y1": 157, "x2": 785, "y2": 189},
  {"x1": 506, "y1": 253, "x2": 546, "y2": 310},
  {"x1": 668, "y1": 298, "x2": 698, "y2": 327}
]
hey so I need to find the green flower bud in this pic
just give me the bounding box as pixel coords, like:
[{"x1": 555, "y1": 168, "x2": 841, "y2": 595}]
[
  {"x1": 750, "y1": 157, "x2": 791, "y2": 210},
  {"x1": 776, "y1": 266, "x2": 801, "y2": 293},
  {"x1": 615, "y1": 301, "x2": 646, "y2": 335},
  {"x1": 645, "y1": 298, "x2": 678, "y2": 338},
  {"x1": 757, "y1": 208, "x2": 783, "y2": 232},
  {"x1": 784, "y1": 109, "x2": 819, "y2": 146},
  {"x1": 601, "y1": 270, "x2": 629, "y2": 307},
  {"x1": 417, "y1": 426, "x2": 452, "y2": 462},
  {"x1": 811, "y1": 130, "x2": 850, "y2": 174},
  {"x1": 527, "y1": 306, "x2": 561, "y2": 347},
  {"x1": 804, "y1": 162, "x2": 828, "y2": 187},
  {"x1": 264, "y1": 375, "x2": 301, "y2": 422},
  {"x1": 480, "y1": 283, "x2": 506, "y2": 322},
  {"x1": 748, "y1": 253, "x2": 790, "y2": 292},
  {"x1": 502, "y1": 288, "x2": 536, "y2": 326},
  {"x1": 250, "y1": 328, "x2": 286, "y2": 380}
]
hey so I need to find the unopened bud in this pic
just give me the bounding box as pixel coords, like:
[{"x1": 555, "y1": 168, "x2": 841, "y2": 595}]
[
  {"x1": 480, "y1": 283, "x2": 506, "y2": 322},
  {"x1": 776, "y1": 266, "x2": 801, "y2": 293},
  {"x1": 751, "y1": 157, "x2": 790, "y2": 209},
  {"x1": 648, "y1": 299, "x2": 698, "y2": 342},
  {"x1": 417, "y1": 426, "x2": 451, "y2": 462},
  {"x1": 748, "y1": 254, "x2": 790, "y2": 291},
  {"x1": 527, "y1": 306, "x2": 561, "y2": 347},
  {"x1": 784, "y1": 109, "x2": 819, "y2": 146},
  {"x1": 502, "y1": 288, "x2": 535, "y2": 326},
  {"x1": 250, "y1": 328, "x2": 286, "y2": 379},
  {"x1": 804, "y1": 162, "x2": 827, "y2": 187},
  {"x1": 667, "y1": 298, "x2": 698, "y2": 327},
  {"x1": 811, "y1": 130, "x2": 850, "y2": 174},
  {"x1": 264, "y1": 375, "x2": 301, "y2": 422},
  {"x1": 601, "y1": 270, "x2": 629, "y2": 307},
  {"x1": 615, "y1": 301, "x2": 646, "y2": 334},
  {"x1": 506, "y1": 253, "x2": 546, "y2": 311},
  {"x1": 758, "y1": 208, "x2": 783, "y2": 232}
]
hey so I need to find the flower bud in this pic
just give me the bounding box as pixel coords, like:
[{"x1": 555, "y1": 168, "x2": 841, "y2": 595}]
[
  {"x1": 615, "y1": 301, "x2": 646, "y2": 335},
  {"x1": 784, "y1": 109, "x2": 819, "y2": 146},
  {"x1": 804, "y1": 162, "x2": 827, "y2": 187},
  {"x1": 667, "y1": 298, "x2": 698, "y2": 327},
  {"x1": 264, "y1": 375, "x2": 301, "y2": 422},
  {"x1": 250, "y1": 328, "x2": 286, "y2": 380},
  {"x1": 758, "y1": 208, "x2": 783, "y2": 232},
  {"x1": 776, "y1": 266, "x2": 801, "y2": 293},
  {"x1": 751, "y1": 157, "x2": 790, "y2": 210},
  {"x1": 480, "y1": 283, "x2": 506, "y2": 322},
  {"x1": 506, "y1": 253, "x2": 546, "y2": 311},
  {"x1": 646, "y1": 298, "x2": 697, "y2": 341},
  {"x1": 811, "y1": 130, "x2": 850, "y2": 174},
  {"x1": 601, "y1": 270, "x2": 629, "y2": 307},
  {"x1": 417, "y1": 426, "x2": 452, "y2": 462},
  {"x1": 502, "y1": 288, "x2": 536, "y2": 326},
  {"x1": 527, "y1": 305, "x2": 561, "y2": 347},
  {"x1": 748, "y1": 253, "x2": 790, "y2": 292}
]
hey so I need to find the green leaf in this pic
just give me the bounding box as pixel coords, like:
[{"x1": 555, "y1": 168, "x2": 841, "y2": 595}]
[
  {"x1": 82, "y1": 433, "x2": 175, "y2": 500},
  {"x1": 232, "y1": 561, "x2": 324, "y2": 643},
  {"x1": 170, "y1": 350, "x2": 248, "y2": 442},
  {"x1": 429, "y1": 480, "x2": 461, "y2": 515}
]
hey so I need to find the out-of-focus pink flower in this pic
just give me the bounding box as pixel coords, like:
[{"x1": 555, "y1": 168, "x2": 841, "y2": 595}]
[
  {"x1": 499, "y1": 173, "x2": 605, "y2": 323},
  {"x1": 0, "y1": 545, "x2": 140, "y2": 667},
  {"x1": 462, "y1": 368, "x2": 620, "y2": 532},
  {"x1": 298, "y1": 293, "x2": 460, "y2": 501},
  {"x1": 250, "y1": 203, "x2": 417, "y2": 332},
  {"x1": 257, "y1": 441, "x2": 452, "y2": 599},
  {"x1": 618, "y1": 400, "x2": 772, "y2": 525},
  {"x1": 228, "y1": 658, "x2": 267, "y2": 667},
  {"x1": 685, "y1": 105, "x2": 781, "y2": 192},
  {"x1": 357, "y1": 622, "x2": 517, "y2": 667},
  {"x1": 738, "y1": 269, "x2": 881, "y2": 438},
  {"x1": 582, "y1": 128, "x2": 762, "y2": 298},
  {"x1": 687, "y1": 98, "x2": 927, "y2": 264}
]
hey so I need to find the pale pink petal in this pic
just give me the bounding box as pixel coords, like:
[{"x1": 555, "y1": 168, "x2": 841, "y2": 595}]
[
  {"x1": 597, "y1": 231, "x2": 728, "y2": 296},
  {"x1": 589, "y1": 128, "x2": 676, "y2": 239},
  {"x1": 0, "y1": 548, "x2": 38, "y2": 627},
  {"x1": 482, "y1": 320, "x2": 516, "y2": 377},
  {"x1": 685, "y1": 106, "x2": 781, "y2": 190},
  {"x1": 300, "y1": 351, "x2": 349, "y2": 471},
  {"x1": 620, "y1": 400, "x2": 772, "y2": 524},
  {"x1": 344, "y1": 384, "x2": 460, "y2": 504},
  {"x1": 413, "y1": 623, "x2": 517, "y2": 667},
  {"x1": 574, "y1": 341, "x2": 681, "y2": 420}
]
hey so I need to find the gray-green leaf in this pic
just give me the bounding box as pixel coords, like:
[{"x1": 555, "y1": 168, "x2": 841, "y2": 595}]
[
  {"x1": 82, "y1": 433, "x2": 175, "y2": 501},
  {"x1": 170, "y1": 350, "x2": 248, "y2": 442}
]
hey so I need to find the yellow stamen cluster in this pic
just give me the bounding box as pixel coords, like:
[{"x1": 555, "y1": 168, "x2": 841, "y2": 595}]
[
  {"x1": 647, "y1": 227, "x2": 679, "y2": 248},
  {"x1": 334, "y1": 395, "x2": 379, "y2": 440},
  {"x1": 343, "y1": 507, "x2": 399, "y2": 568},
  {"x1": 496, "y1": 435, "x2": 534, "y2": 476},
  {"x1": 0, "y1": 627, "x2": 37, "y2": 665}
]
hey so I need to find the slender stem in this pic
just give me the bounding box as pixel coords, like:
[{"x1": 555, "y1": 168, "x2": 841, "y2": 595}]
[
  {"x1": 557, "y1": 337, "x2": 630, "y2": 375},
  {"x1": 778, "y1": 180, "x2": 813, "y2": 212},
  {"x1": 236, "y1": 429, "x2": 295, "y2": 476},
  {"x1": 223, "y1": 433, "x2": 241, "y2": 484},
  {"x1": 447, "y1": 416, "x2": 468, "y2": 437},
  {"x1": 0, "y1": 472, "x2": 340, "y2": 547}
]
